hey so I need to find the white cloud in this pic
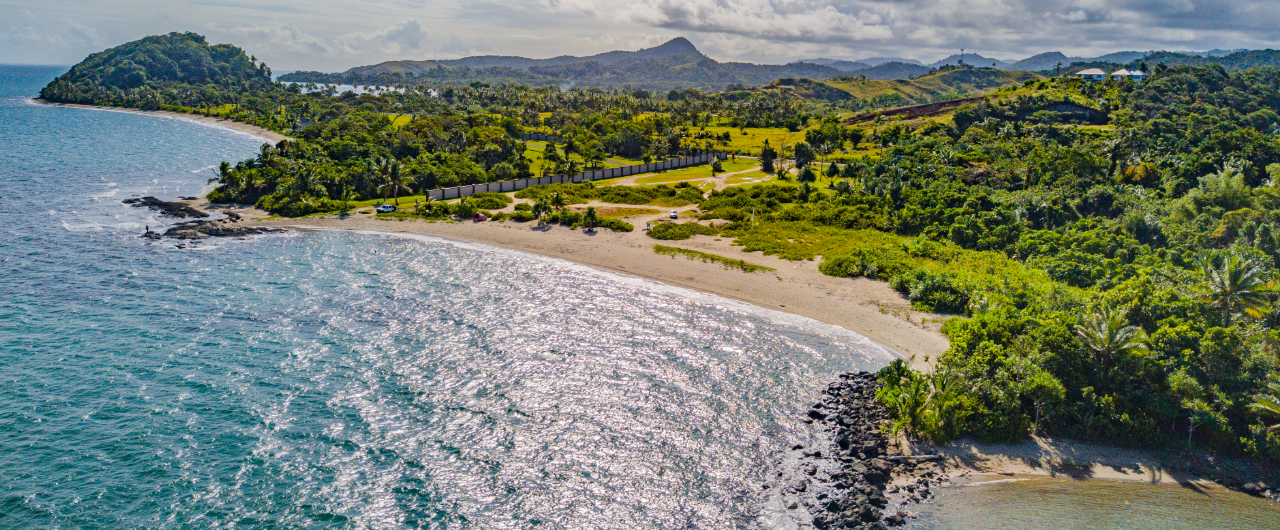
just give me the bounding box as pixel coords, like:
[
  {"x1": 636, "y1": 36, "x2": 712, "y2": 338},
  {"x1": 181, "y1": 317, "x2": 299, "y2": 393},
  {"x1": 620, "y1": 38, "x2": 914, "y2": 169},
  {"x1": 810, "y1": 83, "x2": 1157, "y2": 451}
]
[
  {"x1": 224, "y1": 20, "x2": 428, "y2": 56},
  {"x1": 336, "y1": 19, "x2": 429, "y2": 55},
  {"x1": 3, "y1": 0, "x2": 1280, "y2": 69},
  {"x1": 545, "y1": 0, "x2": 892, "y2": 42}
]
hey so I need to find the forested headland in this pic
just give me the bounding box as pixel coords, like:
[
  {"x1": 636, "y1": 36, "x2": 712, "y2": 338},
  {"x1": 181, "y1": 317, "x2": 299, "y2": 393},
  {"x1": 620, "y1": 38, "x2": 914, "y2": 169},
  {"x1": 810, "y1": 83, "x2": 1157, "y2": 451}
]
[{"x1": 44, "y1": 33, "x2": 1280, "y2": 464}]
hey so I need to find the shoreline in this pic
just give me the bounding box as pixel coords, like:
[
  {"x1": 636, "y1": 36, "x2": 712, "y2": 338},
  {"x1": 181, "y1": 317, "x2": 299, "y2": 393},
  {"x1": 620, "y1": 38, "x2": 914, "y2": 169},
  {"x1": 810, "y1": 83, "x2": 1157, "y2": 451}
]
[
  {"x1": 885, "y1": 434, "x2": 1279, "y2": 501},
  {"x1": 222, "y1": 208, "x2": 951, "y2": 372},
  {"x1": 31, "y1": 99, "x2": 290, "y2": 144}
]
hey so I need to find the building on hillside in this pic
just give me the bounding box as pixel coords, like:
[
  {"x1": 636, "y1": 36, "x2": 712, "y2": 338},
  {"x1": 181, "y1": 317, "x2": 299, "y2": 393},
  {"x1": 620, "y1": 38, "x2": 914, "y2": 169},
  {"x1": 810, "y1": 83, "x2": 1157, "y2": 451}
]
[
  {"x1": 1076, "y1": 68, "x2": 1106, "y2": 81},
  {"x1": 1110, "y1": 69, "x2": 1146, "y2": 82}
]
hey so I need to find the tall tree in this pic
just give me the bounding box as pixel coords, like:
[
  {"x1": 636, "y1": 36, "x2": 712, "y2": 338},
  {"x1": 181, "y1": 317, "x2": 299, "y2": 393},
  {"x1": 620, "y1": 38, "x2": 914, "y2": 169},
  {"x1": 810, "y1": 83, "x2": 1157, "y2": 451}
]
[
  {"x1": 376, "y1": 158, "x2": 411, "y2": 205},
  {"x1": 1073, "y1": 307, "x2": 1148, "y2": 370},
  {"x1": 1197, "y1": 252, "x2": 1270, "y2": 323}
]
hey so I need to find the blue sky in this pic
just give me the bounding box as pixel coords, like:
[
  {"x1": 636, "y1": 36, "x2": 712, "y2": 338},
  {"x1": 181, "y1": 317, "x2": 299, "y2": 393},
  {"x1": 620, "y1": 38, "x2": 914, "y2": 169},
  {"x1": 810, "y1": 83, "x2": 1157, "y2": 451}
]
[{"x1": 2, "y1": 0, "x2": 1278, "y2": 70}]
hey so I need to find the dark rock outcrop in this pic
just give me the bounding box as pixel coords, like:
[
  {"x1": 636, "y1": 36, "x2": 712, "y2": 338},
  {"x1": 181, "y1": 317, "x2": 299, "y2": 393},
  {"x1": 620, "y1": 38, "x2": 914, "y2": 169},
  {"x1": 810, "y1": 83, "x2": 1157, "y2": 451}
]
[
  {"x1": 159, "y1": 219, "x2": 280, "y2": 240},
  {"x1": 782, "y1": 372, "x2": 902, "y2": 530},
  {"x1": 123, "y1": 196, "x2": 208, "y2": 218}
]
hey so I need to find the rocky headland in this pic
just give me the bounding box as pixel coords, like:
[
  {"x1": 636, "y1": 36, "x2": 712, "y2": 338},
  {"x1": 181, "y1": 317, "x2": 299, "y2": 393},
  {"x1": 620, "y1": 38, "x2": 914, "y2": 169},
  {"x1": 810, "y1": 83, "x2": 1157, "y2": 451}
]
[{"x1": 779, "y1": 371, "x2": 945, "y2": 529}]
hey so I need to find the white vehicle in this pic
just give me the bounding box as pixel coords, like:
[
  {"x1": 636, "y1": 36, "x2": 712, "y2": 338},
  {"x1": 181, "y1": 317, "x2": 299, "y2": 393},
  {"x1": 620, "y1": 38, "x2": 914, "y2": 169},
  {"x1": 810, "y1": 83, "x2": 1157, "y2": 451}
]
[
  {"x1": 669, "y1": 210, "x2": 679, "y2": 219},
  {"x1": 375, "y1": 203, "x2": 397, "y2": 213}
]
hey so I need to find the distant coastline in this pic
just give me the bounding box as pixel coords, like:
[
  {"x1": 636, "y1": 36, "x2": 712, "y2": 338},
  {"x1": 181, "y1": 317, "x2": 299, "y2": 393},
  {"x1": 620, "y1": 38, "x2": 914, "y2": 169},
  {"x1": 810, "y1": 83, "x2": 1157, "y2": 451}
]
[{"x1": 30, "y1": 99, "x2": 290, "y2": 144}]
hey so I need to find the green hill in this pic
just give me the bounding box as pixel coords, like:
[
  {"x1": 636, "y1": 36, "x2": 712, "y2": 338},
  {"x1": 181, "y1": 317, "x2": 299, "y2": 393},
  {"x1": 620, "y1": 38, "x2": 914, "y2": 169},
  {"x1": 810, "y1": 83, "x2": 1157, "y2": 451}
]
[
  {"x1": 40, "y1": 32, "x2": 274, "y2": 108},
  {"x1": 820, "y1": 67, "x2": 1040, "y2": 107},
  {"x1": 280, "y1": 38, "x2": 850, "y2": 91}
]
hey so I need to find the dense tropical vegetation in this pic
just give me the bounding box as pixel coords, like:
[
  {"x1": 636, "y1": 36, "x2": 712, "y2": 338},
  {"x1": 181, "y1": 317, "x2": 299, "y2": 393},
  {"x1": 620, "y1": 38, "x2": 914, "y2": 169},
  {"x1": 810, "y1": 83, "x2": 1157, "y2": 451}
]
[
  {"x1": 670, "y1": 66, "x2": 1280, "y2": 460},
  {"x1": 47, "y1": 32, "x2": 1280, "y2": 463}
]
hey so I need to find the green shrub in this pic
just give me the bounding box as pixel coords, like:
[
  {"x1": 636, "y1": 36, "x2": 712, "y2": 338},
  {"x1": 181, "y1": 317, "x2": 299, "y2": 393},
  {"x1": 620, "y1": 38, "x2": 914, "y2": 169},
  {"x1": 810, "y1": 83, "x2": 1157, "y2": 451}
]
[
  {"x1": 596, "y1": 218, "x2": 634, "y2": 232},
  {"x1": 509, "y1": 210, "x2": 537, "y2": 222},
  {"x1": 514, "y1": 203, "x2": 532, "y2": 211},
  {"x1": 545, "y1": 210, "x2": 583, "y2": 225},
  {"x1": 647, "y1": 222, "x2": 720, "y2": 240},
  {"x1": 468, "y1": 192, "x2": 512, "y2": 210},
  {"x1": 818, "y1": 249, "x2": 910, "y2": 280},
  {"x1": 890, "y1": 269, "x2": 970, "y2": 314}
]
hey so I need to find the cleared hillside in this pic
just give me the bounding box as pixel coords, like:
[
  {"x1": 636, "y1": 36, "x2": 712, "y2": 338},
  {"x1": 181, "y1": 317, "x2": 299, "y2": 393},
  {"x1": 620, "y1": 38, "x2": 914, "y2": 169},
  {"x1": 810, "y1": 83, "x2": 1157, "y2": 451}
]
[{"x1": 822, "y1": 67, "x2": 1040, "y2": 107}]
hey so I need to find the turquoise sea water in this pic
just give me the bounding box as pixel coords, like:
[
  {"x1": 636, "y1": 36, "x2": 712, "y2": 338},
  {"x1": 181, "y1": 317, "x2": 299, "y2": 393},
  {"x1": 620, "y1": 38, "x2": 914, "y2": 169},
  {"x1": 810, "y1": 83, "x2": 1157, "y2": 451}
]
[{"x1": 0, "y1": 66, "x2": 895, "y2": 528}]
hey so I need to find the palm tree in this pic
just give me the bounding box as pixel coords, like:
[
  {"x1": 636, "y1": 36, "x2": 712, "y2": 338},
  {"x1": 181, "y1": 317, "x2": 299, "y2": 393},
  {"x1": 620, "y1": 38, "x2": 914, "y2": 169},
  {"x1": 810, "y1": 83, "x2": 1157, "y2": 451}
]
[
  {"x1": 376, "y1": 158, "x2": 411, "y2": 206},
  {"x1": 1197, "y1": 252, "x2": 1270, "y2": 323},
  {"x1": 1251, "y1": 373, "x2": 1280, "y2": 432},
  {"x1": 1074, "y1": 307, "x2": 1148, "y2": 370},
  {"x1": 548, "y1": 192, "x2": 567, "y2": 212},
  {"x1": 583, "y1": 206, "x2": 598, "y2": 232},
  {"x1": 532, "y1": 201, "x2": 551, "y2": 225}
]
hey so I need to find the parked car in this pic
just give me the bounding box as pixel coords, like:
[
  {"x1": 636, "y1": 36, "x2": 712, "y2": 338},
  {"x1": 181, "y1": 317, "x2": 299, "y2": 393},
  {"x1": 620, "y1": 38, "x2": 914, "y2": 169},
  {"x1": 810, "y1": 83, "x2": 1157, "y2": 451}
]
[
  {"x1": 375, "y1": 203, "x2": 396, "y2": 213},
  {"x1": 473, "y1": 212, "x2": 487, "y2": 222},
  {"x1": 669, "y1": 210, "x2": 679, "y2": 219}
]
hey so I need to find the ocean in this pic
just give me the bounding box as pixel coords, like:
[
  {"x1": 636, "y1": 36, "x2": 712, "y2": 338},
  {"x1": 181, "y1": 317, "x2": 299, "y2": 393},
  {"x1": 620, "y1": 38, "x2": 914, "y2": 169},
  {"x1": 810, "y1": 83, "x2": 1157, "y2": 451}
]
[
  {"x1": 4, "y1": 65, "x2": 1276, "y2": 530},
  {"x1": 0, "y1": 66, "x2": 895, "y2": 528}
]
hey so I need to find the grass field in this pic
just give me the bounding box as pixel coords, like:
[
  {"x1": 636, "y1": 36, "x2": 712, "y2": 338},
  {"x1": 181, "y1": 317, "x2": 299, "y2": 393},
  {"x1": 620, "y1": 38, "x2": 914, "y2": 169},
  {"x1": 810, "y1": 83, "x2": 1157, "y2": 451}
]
[
  {"x1": 388, "y1": 114, "x2": 413, "y2": 127},
  {"x1": 724, "y1": 170, "x2": 775, "y2": 186},
  {"x1": 699, "y1": 126, "x2": 806, "y2": 156},
  {"x1": 595, "y1": 206, "x2": 661, "y2": 219}
]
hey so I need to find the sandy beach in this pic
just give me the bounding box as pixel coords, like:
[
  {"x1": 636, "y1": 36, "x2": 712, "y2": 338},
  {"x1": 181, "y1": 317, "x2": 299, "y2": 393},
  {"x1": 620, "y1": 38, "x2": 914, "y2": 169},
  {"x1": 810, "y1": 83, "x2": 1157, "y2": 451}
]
[
  {"x1": 32, "y1": 100, "x2": 290, "y2": 144},
  {"x1": 222, "y1": 204, "x2": 952, "y2": 372}
]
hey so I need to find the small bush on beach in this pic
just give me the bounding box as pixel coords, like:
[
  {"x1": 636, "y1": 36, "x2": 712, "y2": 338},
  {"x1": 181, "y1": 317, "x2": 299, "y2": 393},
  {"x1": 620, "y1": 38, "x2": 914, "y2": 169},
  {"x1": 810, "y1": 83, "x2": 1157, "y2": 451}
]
[
  {"x1": 653, "y1": 244, "x2": 773, "y2": 272},
  {"x1": 647, "y1": 222, "x2": 720, "y2": 240},
  {"x1": 593, "y1": 218, "x2": 634, "y2": 232},
  {"x1": 509, "y1": 210, "x2": 537, "y2": 222}
]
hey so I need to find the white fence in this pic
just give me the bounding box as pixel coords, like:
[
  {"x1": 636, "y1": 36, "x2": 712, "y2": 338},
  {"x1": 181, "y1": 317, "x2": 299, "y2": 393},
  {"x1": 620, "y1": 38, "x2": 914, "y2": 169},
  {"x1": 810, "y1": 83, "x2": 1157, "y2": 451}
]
[{"x1": 424, "y1": 153, "x2": 717, "y2": 201}]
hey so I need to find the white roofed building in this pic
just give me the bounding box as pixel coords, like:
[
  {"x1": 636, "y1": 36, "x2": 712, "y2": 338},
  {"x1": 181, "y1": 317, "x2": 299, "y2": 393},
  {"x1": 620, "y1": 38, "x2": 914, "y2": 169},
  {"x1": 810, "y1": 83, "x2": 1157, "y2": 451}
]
[
  {"x1": 1076, "y1": 68, "x2": 1106, "y2": 81},
  {"x1": 1110, "y1": 69, "x2": 1146, "y2": 81}
]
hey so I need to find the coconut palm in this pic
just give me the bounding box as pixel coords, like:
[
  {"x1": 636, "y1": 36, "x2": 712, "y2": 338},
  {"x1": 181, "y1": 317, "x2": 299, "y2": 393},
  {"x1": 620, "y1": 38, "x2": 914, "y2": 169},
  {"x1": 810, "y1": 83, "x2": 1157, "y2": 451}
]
[
  {"x1": 532, "y1": 201, "x2": 551, "y2": 224},
  {"x1": 1074, "y1": 307, "x2": 1148, "y2": 370},
  {"x1": 376, "y1": 158, "x2": 411, "y2": 206},
  {"x1": 548, "y1": 192, "x2": 567, "y2": 212},
  {"x1": 583, "y1": 206, "x2": 598, "y2": 232},
  {"x1": 1251, "y1": 373, "x2": 1280, "y2": 432},
  {"x1": 1197, "y1": 252, "x2": 1270, "y2": 323}
]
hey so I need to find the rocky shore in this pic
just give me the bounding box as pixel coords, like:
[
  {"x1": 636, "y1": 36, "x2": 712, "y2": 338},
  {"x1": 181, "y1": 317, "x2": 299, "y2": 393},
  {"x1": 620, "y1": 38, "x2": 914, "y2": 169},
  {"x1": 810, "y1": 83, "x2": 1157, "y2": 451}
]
[
  {"x1": 149, "y1": 217, "x2": 282, "y2": 240},
  {"x1": 782, "y1": 371, "x2": 952, "y2": 529},
  {"x1": 123, "y1": 196, "x2": 208, "y2": 218},
  {"x1": 130, "y1": 197, "x2": 285, "y2": 242}
]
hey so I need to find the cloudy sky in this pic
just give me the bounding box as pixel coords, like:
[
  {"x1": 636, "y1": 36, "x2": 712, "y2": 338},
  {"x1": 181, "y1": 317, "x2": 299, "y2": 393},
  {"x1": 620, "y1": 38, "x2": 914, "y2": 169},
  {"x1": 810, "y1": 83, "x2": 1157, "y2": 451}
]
[{"x1": 2, "y1": 0, "x2": 1278, "y2": 70}]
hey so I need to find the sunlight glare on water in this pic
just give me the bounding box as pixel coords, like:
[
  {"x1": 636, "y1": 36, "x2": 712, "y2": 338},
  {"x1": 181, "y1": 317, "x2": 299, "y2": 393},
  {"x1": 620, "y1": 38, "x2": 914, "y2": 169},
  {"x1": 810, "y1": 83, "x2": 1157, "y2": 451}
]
[{"x1": 0, "y1": 65, "x2": 896, "y2": 528}]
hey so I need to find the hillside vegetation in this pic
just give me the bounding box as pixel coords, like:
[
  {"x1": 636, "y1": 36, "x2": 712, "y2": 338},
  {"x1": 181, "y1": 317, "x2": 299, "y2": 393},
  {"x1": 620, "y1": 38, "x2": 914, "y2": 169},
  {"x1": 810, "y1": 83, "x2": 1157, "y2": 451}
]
[
  {"x1": 820, "y1": 67, "x2": 1040, "y2": 107},
  {"x1": 40, "y1": 32, "x2": 275, "y2": 108}
]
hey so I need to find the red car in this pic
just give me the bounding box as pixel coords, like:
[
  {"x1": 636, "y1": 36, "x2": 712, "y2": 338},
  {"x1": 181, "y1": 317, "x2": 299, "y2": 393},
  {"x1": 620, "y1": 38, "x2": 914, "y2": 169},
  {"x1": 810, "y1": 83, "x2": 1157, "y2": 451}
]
[{"x1": 473, "y1": 213, "x2": 487, "y2": 222}]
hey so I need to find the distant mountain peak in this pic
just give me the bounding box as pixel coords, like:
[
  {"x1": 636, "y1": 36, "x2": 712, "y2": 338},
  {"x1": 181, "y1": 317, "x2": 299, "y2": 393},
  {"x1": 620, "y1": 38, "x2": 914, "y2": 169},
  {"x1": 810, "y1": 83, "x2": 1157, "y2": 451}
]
[{"x1": 653, "y1": 37, "x2": 698, "y2": 55}]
